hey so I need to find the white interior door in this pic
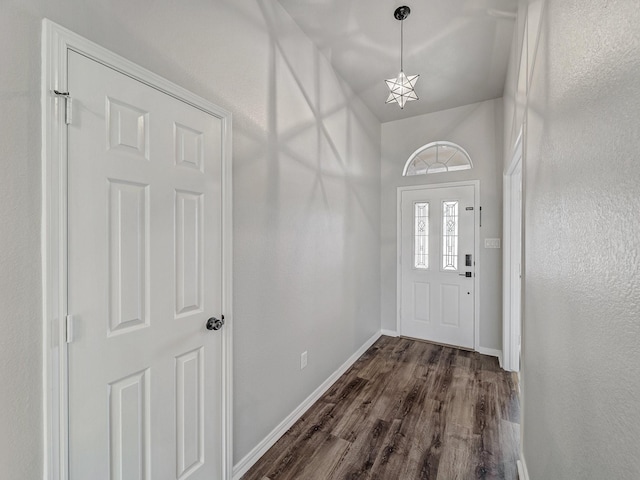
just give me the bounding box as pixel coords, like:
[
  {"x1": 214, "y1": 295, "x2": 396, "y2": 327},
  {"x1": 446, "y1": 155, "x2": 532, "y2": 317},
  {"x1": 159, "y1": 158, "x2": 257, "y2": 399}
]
[
  {"x1": 400, "y1": 184, "x2": 476, "y2": 348},
  {"x1": 67, "y1": 50, "x2": 224, "y2": 479}
]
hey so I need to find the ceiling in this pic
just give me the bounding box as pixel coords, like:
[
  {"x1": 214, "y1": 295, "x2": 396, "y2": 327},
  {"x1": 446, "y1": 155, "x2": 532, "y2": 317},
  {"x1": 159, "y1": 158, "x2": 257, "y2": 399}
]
[{"x1": 276, "y1": 0, "x2": 517, "y2": 123}]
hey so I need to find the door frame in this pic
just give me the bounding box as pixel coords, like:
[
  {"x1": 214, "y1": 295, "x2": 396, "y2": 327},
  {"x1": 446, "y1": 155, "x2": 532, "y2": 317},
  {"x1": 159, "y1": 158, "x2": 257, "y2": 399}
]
[
  {"x1": 502, "y1": 130, "x2": 523, "y2": 372},
  {"x1": 41, "y1": 20, "x2": 233, "y2": 480},
  {"x1": 396, "y1": 180, "x2": 480, "y2": 350}
]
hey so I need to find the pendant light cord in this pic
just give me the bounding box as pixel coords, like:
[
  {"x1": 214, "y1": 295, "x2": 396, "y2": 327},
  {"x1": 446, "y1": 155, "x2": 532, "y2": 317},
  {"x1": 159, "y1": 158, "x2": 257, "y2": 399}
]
[{"x1": 400, "y1": 18, "x2": 404, "y2": 72}]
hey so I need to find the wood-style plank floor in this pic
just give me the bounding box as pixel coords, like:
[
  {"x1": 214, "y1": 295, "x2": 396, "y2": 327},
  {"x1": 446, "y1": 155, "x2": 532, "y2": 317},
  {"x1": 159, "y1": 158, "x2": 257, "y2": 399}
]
[{"x1": 241, "y1": 336, "x2": 520, "y2": 480}]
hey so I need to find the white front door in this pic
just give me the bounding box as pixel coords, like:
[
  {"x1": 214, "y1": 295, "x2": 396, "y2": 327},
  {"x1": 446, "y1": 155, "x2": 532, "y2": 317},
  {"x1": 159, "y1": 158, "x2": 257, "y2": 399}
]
[
  {"x1": 399, "y1": 184, "x2": 476, "y2": 348},
  {"x1": 67, "y1": 50, "x2": 225, "y2": 479}
]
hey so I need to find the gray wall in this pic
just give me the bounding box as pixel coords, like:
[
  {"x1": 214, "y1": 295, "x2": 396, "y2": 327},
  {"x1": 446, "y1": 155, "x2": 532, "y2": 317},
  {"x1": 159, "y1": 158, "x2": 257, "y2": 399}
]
[
  {"x1": 0, "y1": 6, "x2": 43, "y2": 479},
  {"x1": 381, "y1": 99, "x2": 504, "y2": 351},
  {"x1": 0, "y1": 0, "x2": 381, "y2": 476},
  {"x1": 505, "y1": 0, "x2": 640, "y2": 477}
]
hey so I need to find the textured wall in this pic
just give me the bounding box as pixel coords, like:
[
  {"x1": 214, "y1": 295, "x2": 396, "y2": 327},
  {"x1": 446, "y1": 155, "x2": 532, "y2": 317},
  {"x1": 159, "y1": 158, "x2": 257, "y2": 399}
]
[
  {"x1": 0, "y1": 0, "x2": 381, "y2": 476},
  {"x1": 381, "y1": 99, "x2": 504, "y2": 351},
  {"x1": 505, "y1": 0, "x2": 640, "y2": 477},
  {"x1": 0, "y1": 8, "x2": 43, "y2": 480}
]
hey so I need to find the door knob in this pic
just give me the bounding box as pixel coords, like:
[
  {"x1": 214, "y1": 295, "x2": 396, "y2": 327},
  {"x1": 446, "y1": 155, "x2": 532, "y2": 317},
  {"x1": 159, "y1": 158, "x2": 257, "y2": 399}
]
[
  {"x1": 458, "y1": 272, "x2": 472, "y2": 277},
  {"x1": 206, "y1": 315, "x2": 225, "y2": 331}
]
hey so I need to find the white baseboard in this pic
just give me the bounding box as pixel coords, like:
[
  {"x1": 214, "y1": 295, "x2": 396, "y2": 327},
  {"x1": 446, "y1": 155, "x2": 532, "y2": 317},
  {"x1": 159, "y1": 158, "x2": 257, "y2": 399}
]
[
  {"x1": 476, "y1": 347, "x2": 503, "y2": 367},
  {"x1": 380, "y1": 329, "x2": 399, "y2": 337},
  {"x1": 231, "y1": 330, "x2": 383, "y2": 480},
  {"x1": 517, "y1": 457, "x2": 530, "y2": 480}
]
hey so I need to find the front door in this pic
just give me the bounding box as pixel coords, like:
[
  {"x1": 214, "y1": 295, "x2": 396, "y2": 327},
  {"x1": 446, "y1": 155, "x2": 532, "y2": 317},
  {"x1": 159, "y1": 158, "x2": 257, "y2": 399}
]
[
  {"x1": 67, "y1": 50, "x2": 225, "y2": 479},
  {"x1": 400, "y1": 184, "x2": 476, "y2": 348}
]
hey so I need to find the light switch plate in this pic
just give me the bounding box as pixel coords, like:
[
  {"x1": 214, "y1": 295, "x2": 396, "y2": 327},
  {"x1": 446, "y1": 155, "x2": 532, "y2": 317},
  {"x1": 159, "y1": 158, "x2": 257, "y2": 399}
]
[{"x1": 485, "y1": 238, "x2": 501, "y2": 249}]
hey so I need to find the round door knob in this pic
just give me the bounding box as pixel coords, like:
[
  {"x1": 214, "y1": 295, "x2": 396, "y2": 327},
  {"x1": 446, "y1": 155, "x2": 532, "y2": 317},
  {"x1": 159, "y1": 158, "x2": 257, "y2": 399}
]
[{"x1": 206, "y1": 315, "x2": 225, "y2": 331}]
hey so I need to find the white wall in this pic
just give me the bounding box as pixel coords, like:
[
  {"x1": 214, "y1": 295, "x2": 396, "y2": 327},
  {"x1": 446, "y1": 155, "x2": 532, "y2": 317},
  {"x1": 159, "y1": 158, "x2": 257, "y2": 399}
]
[
  {"x1": 0, "y1": 0, "x2": 381, "y2": 476},
  {"x1": 0, "y1": 7, "x2": 42, "y2": 477},
  {"x1": 381, "y1": 98, "x2": 504, "y2": 351},
  {"x1": 505, "y1": 0, "x2": 640, "y2": 477}
]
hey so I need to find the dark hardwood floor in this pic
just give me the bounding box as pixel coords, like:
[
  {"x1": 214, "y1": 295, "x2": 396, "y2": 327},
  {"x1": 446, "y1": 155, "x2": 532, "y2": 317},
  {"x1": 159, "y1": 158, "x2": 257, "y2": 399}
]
[{"x1": 241, "y1": 335, "x2": 520, "y2": 480}]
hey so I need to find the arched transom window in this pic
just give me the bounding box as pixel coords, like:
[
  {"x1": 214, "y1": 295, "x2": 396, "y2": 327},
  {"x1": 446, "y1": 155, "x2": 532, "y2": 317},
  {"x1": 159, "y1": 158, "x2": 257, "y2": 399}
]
[{"x1": 402, "y1": 141, "x2": 473, "y2": 176}]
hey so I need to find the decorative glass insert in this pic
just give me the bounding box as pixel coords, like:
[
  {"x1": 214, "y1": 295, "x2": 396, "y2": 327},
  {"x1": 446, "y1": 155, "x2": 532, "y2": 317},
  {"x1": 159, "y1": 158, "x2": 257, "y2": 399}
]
[
  {"x1": 442, "y1": 201, "x2": 459, "y2": 271},
  {"x1": 414, "y1": 202, "x2": 429, "y2": 269}
]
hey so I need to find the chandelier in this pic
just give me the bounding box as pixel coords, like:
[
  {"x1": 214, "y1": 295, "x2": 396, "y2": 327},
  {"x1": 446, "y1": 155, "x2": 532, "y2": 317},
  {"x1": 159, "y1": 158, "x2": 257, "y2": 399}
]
[{"x1": 386, "y1": 5, "x2": 419, "y2": 109}]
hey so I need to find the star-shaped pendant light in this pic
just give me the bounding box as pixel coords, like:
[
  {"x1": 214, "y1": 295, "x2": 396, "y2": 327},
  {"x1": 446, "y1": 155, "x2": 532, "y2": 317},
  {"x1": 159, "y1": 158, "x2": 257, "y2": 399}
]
[
  {"x1": 386, "y1": 6, "x2": 419, "y2": 109},
  {"x1": 386, "y1": 72, "x2": 420, "y2": 109}
]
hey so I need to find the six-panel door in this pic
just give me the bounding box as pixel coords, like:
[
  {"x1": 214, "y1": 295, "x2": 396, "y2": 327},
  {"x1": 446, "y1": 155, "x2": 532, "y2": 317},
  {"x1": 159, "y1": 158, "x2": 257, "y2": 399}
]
[{"x1": 67, "y1": 51, "x2": 224, "y2": 479}]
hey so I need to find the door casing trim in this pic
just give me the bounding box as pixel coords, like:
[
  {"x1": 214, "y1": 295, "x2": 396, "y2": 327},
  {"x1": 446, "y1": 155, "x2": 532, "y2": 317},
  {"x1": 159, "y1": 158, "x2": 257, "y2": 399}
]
[
  {"x1": 41, "y1": 19, "x2": 233, "y2": 480},
  {"x1": 503, "y1": 129, "x2": 524, "y2": 372},
  {"x1": 396, "y1": 180, "x2": 481, "y2": 351}
]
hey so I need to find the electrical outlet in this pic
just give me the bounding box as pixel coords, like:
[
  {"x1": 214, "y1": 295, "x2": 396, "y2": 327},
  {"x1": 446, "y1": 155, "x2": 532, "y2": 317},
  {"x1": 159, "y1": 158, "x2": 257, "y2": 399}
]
[{"x1": 300, "y1": 351, "x2": 308, "y2": 370}]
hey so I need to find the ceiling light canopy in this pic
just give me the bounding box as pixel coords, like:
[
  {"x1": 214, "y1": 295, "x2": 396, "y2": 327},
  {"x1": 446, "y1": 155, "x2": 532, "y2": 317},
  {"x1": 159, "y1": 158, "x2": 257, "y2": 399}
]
[{"x1": 386, "y1": 5, "x2": 419, "y2": 109}]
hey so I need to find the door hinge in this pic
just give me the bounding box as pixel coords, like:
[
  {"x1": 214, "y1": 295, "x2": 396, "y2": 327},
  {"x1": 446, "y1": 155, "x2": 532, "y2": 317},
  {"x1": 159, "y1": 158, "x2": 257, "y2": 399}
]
[
  {"x1": 65, "y1": 315, "x2": 74, "y2": 343},
  {"x1": 53, "y1": 90, "x2": 72, "y2": 125}
]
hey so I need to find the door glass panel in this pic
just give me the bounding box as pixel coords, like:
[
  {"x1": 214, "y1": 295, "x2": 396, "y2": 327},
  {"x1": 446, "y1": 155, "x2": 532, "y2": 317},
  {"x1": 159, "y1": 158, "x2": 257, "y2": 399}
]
[
  {"x1": 414, "y1": 202, "x2": 429, "y2": 269},
  {"x1": 442, "y1": 201, "x2": 459, "y2": 271}
]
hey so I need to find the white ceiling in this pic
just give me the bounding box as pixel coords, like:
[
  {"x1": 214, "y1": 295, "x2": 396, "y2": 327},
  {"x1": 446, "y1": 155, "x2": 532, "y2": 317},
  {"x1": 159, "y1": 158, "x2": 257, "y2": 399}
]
[{"x1": 277, "y1": 0, "x2": 517, "y2": 123}]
